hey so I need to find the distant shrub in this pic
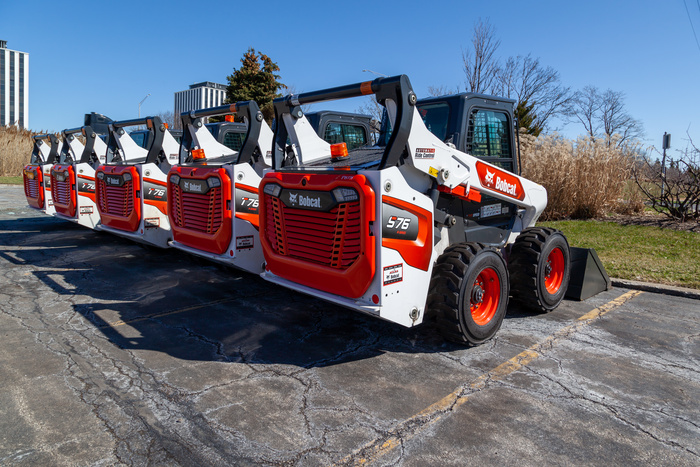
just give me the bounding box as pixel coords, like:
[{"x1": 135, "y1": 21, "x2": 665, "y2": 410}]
[
  {"x1": 0, "y1": 126, "x2": 36, "y2": 176},
  {"x1": 519, "y1": 132, "x2": 636, "y2": 220}
]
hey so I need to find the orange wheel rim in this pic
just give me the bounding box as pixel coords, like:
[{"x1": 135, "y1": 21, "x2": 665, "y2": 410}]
[
  {"x1": 544, "y1": 247, "x2": 565, "y2": 294},
  {"x1": 470, "y1": 267, "x2": 500, "y2": 326}
]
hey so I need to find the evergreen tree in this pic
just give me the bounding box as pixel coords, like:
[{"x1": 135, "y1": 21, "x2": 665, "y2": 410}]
[
  {"x1": 225, "y1": 48, "x2": 286, "y2": 124},
  {"x1": 515, "y1": 99, "x2": 543, "y2": 137}
]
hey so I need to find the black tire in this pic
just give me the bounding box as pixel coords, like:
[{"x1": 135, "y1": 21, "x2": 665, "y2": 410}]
[
  {"x1": 508, "y1": 227, "x2": 571, "y2": 313},
  {"x1": 426, "y1": 243, "x2": 509, "y2": 345}
]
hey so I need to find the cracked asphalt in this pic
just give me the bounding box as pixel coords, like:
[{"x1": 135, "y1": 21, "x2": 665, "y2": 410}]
[{"x1": 1, "y1": 184, "x2": 698, "y2": 466}]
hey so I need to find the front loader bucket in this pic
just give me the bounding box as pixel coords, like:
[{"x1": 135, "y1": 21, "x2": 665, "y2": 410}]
[{"x1": 565, "y1": 247, "x2": 611, "y2": 301}]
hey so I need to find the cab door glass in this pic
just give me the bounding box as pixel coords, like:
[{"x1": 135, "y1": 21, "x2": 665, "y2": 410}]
[{"x1": 467, "y1": 109, "x2": 513, "y2": 172}]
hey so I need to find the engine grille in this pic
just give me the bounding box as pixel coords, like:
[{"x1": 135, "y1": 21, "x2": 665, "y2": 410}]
[
  {"x1": 52, "y1": 176, "x2": 72, "y2": 207},
  {"x1": 264, "y1": 197, "x2": 361, "y2": 269},
  {"x1": 24, "y1": 176, "x2": 41, "y2": 201},
  {"x1": 97, "y1": 179, "x2": 134, "y2": 217},
  {"x1": 170, "y1": 183, "x2": 224, "y2": 234}
]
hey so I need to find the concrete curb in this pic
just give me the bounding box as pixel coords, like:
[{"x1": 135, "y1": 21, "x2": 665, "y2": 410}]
[{"x1": 611, "y1": 278, "x2": 700, "y2": 300}]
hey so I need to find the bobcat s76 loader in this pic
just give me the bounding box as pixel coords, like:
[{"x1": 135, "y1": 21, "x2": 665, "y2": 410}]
[
  {"x1": 166, "y1": 102, "x2": 275, "y2": 272},
  {"x1": 51, "y1": 126, "x2": 106, "y2": 229},
  {"x1": 95, "y1": 116, "x2": 179, "y2": 248},
  {"x1": 24, "y1": 134, "x2": 62, "y2": 216},
  {"x1": 259, "y1": 75, "x2": 571, "y2": 344}
]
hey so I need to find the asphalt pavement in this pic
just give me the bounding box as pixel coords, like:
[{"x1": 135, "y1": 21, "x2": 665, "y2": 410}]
[{"x1": 1, "y1": 184, "x2": 698, "y2": 466}]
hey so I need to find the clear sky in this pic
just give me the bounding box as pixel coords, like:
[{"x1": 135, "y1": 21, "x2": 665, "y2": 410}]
[{"x1": 2, "y1": 0, "x2": 699, "y2": 154}]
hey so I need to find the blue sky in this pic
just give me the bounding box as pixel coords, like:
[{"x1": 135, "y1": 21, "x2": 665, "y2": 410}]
[{"x1": 3, "y1": 0, "x2": 700, "y2": 154}]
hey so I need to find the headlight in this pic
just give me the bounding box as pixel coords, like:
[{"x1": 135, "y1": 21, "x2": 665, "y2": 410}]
[
  {"x1": 207, "y1": 177, "x2": 221, "y2": 189},
  {"x1": 96, "y1": 172, "x2": 104, "y2": 180},
  {"x1": 123, "y1": 172, "x2": 132, "y2": 182},
  {"x1": 169, "y1": 174, "x2": 180, "y2": 185},
  {"x1": 332, "y1": 187, "x2": 359, "y2": 203},
  {"x1": 263, "y1": 183, "x2": 282, "y2": 197},
  {"x1": 63, "y1": 170, "x2": 69, "y2": 177}
]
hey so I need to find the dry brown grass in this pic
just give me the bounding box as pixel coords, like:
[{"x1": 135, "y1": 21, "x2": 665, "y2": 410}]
[
  {"x1": 520, "y1": 132, "x2": 641, "y2": 220},
  {"x1": 0, "y1": 126, "x2": 37, "y2": 176}
]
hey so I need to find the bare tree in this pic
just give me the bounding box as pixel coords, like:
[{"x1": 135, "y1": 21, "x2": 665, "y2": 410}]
[
  {"x1": 569, "y1": 86, "x2": 643, "y2": 146},
  {"x1": 568, "y1": 85, "x2": 600, "y2": 140},
  {"x1": 462, "y1": 19, "x2": 501, "y2": 94},
  {"x1": 493, "y1": 54, "x2": 572, "y2": 132},
  {"x1": 156, "y1": 110, "x2": 177, "y2": 129},
  {"x1": 427, "y1": 85, "x2": 459, "y2": 97}
]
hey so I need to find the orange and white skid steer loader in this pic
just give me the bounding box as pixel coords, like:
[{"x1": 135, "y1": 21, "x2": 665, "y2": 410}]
[
  {"x1": 258, "y1": 75, "x2": 571, "y2": 344},
  {"x1": 51, "y1": 126, "x2": 107, "y2": 229},
  {"x1": 166, "y1": 102, "x2": 277, "y2": 272},
  {"x1": 95, "y1": 117, "x2": 179, "y2": 248},
  {"x1": 23, "y1": 134, "x2": 62, "y2": 215}
]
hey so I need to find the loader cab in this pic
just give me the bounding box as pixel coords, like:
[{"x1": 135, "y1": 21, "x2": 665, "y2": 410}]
[
  {"x1": 205, "y1": 121, "x2": 248, "y2": 152},
  {"x1": 379, "y1": 93, "x2": 519, "y2": 174},
  {"x1": 130, "y1": 129, "x2": 183, "y2": 150},
  {"x1": 305, "y1": 111, "x2": 372, "y2": 149}
]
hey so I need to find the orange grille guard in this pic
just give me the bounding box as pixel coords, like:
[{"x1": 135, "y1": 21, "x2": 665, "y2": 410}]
[{"x1": 259, "y1": 172, "x2": 376, "y2": 299}]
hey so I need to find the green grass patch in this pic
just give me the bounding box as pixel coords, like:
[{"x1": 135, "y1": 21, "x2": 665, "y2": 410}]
[
  {"x1": 538, "y1": 220, "x2": 700, "y2": 289},
  {"x1": 0, "y1": 176, "x2": 23, "y2": 185}
]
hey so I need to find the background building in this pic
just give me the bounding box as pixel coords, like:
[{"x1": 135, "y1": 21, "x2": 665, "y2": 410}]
[
  {"x1": 173, "y1": 81, "x2": 226, "y2": 128},
  {"x1": 0, "y1": 40, "x2": 29, "y2": 128}
]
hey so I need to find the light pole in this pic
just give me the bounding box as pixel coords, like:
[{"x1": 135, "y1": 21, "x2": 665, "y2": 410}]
[
  {"x1": 362, "y1": 69, "x2": 388, "y2": 78},
  {"x1": 138, "y1": 93, "x2": 151, "y2": 118}
]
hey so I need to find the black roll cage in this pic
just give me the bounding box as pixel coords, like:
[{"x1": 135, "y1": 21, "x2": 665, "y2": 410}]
[{"x1": 272, "y1": 74, "x2": 416, "y2": 170}]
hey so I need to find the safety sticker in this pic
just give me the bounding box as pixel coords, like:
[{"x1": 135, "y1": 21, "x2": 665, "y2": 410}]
[
  {"x1": 415, "y1": 148, "x2": 435, "y2": 159},
  {"x1": 383, "y1": 263, "x2": 403, "y2": 285},
  {"x1": 429, "y1": 166, "x2": 439, "y2": 178},
  {"x1": 79, "y1": 206, "x2": 93, "y2": 214},
  {"x1": 144, "y1": 218, "x2": 160, "y2": 229},
  {"x1": 481, "y1": 204, "x2": 501, "y2": 218},
  {"x1": 236, "y1": 235, "x2": 254, "y2": 250}
]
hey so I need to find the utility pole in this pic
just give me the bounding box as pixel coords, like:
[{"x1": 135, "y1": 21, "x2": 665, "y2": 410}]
[
  {"x1": 138, "y1": 93, "x2": 151, "y2": 118},
  {"x1": 661, "y1": 132, "x2": 671, "y2": 198}
]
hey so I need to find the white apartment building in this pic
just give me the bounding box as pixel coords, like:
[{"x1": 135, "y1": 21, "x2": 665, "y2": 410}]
[
  {"x1": 0, "y1": 40, "x2": 29, "y2": 128},
  {"x1": 173, "y1": 81, "x2": 226, "y2": 128}
]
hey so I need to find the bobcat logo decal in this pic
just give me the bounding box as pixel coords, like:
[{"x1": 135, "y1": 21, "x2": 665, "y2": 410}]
[
  {"x1": 485, "y1": 169, "x2": 495, "y2": 185},
  {"x1": 289, "y1": 193, "x2": 298, "y2": 205}
]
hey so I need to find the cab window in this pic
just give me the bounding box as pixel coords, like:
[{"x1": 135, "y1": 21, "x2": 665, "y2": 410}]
[
  {"x1": 323, "y1": 123, "x2": 367, "y2": 150},
  {"x1": 467, "y1": 109, "x2": 513, "y2": 172},
  {"x1": 417, "y1": 102, "x2": 450, "y2": 142},
  {"x1": 222, "y1": 131, "x2": 245, "y2": 152}
]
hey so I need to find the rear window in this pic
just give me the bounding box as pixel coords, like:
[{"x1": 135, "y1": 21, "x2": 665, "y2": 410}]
[
  {"x1": 323, "y1": 123, "x2": 367, "y2": 150},
  {"x1": 130, "y1": 132, "x2": 148, "y2": 149},
  {"x1": 222, "y1": 131, "x2": 245, "y2": 152}
]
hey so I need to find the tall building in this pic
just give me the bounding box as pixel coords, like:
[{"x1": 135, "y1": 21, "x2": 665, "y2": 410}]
[
  {"x1": 173, "y1": 81, "x2": 226, "y2": 128},
  {"x1": 0, "y1": 40, "x2": 29, "y2": 128}
]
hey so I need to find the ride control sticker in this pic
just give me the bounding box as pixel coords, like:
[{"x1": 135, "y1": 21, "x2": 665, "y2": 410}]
[
  {"x1": 236, "y1": 235, "x2": 254, "y2": 250},
  {"x1": 383, "y1": 263, "x2": 403, "y2": 285},
  {"x1": 415, "y1": 148, "x2": 435, "y2": 159}
]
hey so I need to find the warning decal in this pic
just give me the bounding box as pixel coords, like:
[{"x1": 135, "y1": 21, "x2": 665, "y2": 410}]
[{"x1": 383, "y1": 263, "x2": 403, "y2": 285}]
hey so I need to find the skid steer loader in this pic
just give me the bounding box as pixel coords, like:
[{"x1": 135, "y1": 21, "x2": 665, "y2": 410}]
[
  {"x1": 258, "y1": 75, "x2": 572, "y2": 344},
  {"x1": 23, "y1": 134, "x2": 62, "y2": 215},
  {"x1": 166, "y1": 102, "x2": 275, "y2": 272},
  {"x1": 95, "y1": 117, "x2": 179, "y2": 248},
  {"x1": 51, "y1": 126, "x2": 106, "y2": 229}
]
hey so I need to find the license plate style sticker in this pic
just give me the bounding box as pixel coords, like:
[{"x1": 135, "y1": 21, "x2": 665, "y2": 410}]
[{"x1": 383, "y1": 263, "x2": 403, "y2": 285}]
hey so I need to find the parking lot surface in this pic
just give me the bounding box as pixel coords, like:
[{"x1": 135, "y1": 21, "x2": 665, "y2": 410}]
[{"x1": 1, "y1": 185, "x2": 699, "y2": 466}]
